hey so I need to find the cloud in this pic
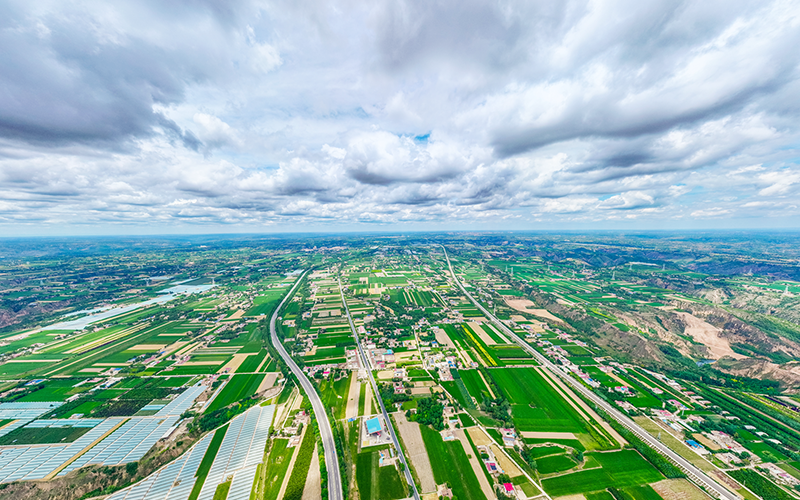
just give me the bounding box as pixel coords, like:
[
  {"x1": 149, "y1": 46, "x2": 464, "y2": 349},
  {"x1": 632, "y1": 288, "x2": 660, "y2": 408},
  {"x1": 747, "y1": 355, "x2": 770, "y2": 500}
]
[{"x1": 1, "y1": 0, "x2": 800, "y2": 233}]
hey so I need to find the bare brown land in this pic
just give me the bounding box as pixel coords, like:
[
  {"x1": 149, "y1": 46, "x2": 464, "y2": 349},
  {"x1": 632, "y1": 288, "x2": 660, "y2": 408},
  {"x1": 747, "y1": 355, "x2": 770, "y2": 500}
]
[
  {"x1": 434, "y1": 327, "x2": 455, "y2": 348},
  {"x1": 467, "y1": 322, "x2": 496, "y2": 345},
  {"x1": 675, "y1": 312, "x2": 745, "y2": 360},
  {"x1": 651, "y1": 478, "x2": 715, "y2": 500},
  {"x1": 394, "y1": 411, "x2": 436, "y2": 493},
  {"x1": 504, "y1": 299, "x2": 564, "y2": 323},
  {"x1": 345, "y1": 375, "x2": 360, "y2": 420},
  {"x1": 301, "y1": 443, "x2": 321, "y2": 500}
]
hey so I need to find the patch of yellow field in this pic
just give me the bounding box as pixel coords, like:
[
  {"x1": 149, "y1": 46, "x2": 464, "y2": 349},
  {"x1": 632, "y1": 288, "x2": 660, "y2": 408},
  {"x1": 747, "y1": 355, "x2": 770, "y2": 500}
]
[
  {"x1": 467, "y1": 427, "x2": 493, "y2": 446},
  {"x1": 128, "y1": 344, "x2": 167, "y2": 351},
  {"x1": 491, "y1": 443, "x2": 523, "y2": 477}
]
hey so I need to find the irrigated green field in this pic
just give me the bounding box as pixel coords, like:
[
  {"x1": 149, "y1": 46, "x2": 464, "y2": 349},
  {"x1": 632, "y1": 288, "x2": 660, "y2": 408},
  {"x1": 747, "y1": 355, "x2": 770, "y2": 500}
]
[
  {"x1": 541, "y1": 450, "x2": 663, "y2": 496},
  {"x1": 420, "y1": 425, "x2": 485, "y2": 500},
  {"x1": 205, "y1": 373, "x2": 265, "y2": 413},
  {"x1": 356, "y1": 448, "x2": 407, "y2": 500},
  {"x1": 490, "y1": 367, "x2": 585, "y2": 432},
  {"x1": 537, "y1": 454, "x2": 577, "y2": 474}
]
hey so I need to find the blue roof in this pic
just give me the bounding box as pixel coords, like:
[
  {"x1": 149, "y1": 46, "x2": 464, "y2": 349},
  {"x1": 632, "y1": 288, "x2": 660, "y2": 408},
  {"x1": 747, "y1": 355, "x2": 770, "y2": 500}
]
[{"x1": 366, "y1": 417, "x2": 382, "y2": 434}]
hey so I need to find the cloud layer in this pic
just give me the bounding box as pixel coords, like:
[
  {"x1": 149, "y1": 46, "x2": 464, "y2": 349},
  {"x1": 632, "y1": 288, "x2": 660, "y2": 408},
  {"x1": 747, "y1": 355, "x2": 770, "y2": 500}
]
[{"x1": 1, "y1": 0, "x2": 800, "y2": 233}]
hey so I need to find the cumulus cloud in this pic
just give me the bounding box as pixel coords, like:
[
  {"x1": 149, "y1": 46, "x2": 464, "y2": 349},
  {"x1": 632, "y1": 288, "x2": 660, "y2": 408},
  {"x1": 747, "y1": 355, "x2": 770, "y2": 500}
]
[{"x1": 1, "y1": 0, "x2": 800, "y2": 233}]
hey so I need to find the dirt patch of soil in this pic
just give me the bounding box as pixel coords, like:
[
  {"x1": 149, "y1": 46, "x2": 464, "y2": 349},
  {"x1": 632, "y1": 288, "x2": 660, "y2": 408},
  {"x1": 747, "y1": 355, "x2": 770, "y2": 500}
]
[
  {"x1": 301, "y1": 443, "x2": 321, "y2": 500},
  {"x1": 692, "y1": 433, "x2": 721, "y2": 451},
  {"x1": 467, "y1": 427, "x2": 493, "y2": 446},
  {"x1": 651, "y1": 478, "x2": 715, "y2": 500},
  {"x1": 434, "y1": 327, "x2": 455, "y2": 348},
  {"x1": 394, "y1": 411, "x2": 436, "y2": 493},
  {"x1": 503, "y1": 299, "x2": 564, "y2": 323},
  {"x1": 467, "y1": 322, "x2": 496, "y2": 345},
  {"x1": 675, "y1": 312, "x2": 746, "y2": 360},
  {"x1": 345, "y1": 376, "x2": 360, "y2": 420}
]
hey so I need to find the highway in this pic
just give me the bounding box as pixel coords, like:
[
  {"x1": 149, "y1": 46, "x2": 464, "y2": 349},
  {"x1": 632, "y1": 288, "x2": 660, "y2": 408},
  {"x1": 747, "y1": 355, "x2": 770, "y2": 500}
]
[
  {"x1": 270, "y1": 271, "x2": 343, "y2": 500},
  {"x1": 338, "y1": 278, "x2": 421, "y2": 500},
  {"x1": 442, "y1": 247, "x2": 741, "y2": 500}
]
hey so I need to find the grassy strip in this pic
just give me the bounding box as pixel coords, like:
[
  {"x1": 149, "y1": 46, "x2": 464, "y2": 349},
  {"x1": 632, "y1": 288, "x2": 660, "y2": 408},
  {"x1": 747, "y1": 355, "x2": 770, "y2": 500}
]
[
  {"x1": 261, "y1": 438, "x2": 294, "y2": 500},
  {"x1": 358, "y1": 382, "x2": 366, "y2": 415},
  {"x1": 212, "y1": 480, "x2": 231, "y2": 500},
  {"x1": 188, "y1": 424, "x2": 228, "y2": 500},
  {"x1": 284, "y1": 427, "x2": 316, "y2": 500}
]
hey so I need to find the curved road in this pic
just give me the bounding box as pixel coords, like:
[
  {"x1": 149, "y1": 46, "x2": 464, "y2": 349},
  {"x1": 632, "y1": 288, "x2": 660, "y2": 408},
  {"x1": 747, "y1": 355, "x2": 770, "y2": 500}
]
[
  {"x1": 270, "y1": 271, "x2": 343, "y2": 500},
  {"x1": 337, "y1": 278, "x2": 421, "y2": 500},
  {"x1": 442, "y1": 247, "x2": 740, "y2": 500}
]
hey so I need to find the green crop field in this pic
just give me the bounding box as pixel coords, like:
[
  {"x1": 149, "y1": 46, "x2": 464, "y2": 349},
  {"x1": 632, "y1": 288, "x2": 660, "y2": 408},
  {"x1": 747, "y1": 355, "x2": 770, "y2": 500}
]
[
  {"x1": 205, "y1": 373, "x2": 265, "y2": 413},
  {"x1": 320, "y1": 372, "x2": 353, "y2": 420},
  {"x1": 261, "y1": 438, "x2": 295, "y2": 500},
  {"x1": 356, "y1": 450, "x2": 407, "y2": 500},
  {"x1": 490, "y1": 367, "x2": 586, "y2": 432},
  {"x1": 237, "y1": 350, "x2": 269, "y2": 372},
  {"x1": 527, "y1": 445, "x2": 565, "y2": 459},
  {"x1": 623, "y1": 485, "x2": 663, "y2": 500},
  {"x1": 585, "y1": 492, "x2": 615, "y2": 500},
  {"x1": 441, "y1": 380, "x2": 469, "y2": 408},
  {"x1": 459, "y1": 370, "x2": 490, "y2": 401},
  {"x1": 420, "y1": 425, "x2": 484, "y2": 500},
  {"x1": 541, "y1": 450, "x2": 663, "y2": 496},
  {"x1": 0, "y1": 425, "x2": 92, "y2": 445},
  {"x1": 536, "y1": 454, "x2": 577, "y2": 474}
]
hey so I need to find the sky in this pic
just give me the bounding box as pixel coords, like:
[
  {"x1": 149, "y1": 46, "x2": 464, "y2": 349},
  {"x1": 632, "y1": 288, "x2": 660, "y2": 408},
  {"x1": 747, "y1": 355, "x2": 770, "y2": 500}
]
[{"x1": 1, "y1": 0, "x2": 800, "y2": 236}]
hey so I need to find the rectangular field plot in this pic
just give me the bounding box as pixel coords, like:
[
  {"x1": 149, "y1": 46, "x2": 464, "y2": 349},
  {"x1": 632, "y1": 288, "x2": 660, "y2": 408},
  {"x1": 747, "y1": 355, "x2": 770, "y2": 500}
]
[
  {"x1": 541, "y1": 450, "x2": 663, "y2": 497},
  {"x1": 420, "y1": 425, "x2": 485, "y2": 500},
  {"x1": 205, "y1": 374, "x2": 265, "y2": 413},
  {"x1": 459, "y1": 370, "x2": 491, "y2": 401},
  {"x1": 356, "y1": 449, "x2": 407, "y2": 500},
  {"x1": 490, "y1": 367, "x2": 588, "y2": 433}
]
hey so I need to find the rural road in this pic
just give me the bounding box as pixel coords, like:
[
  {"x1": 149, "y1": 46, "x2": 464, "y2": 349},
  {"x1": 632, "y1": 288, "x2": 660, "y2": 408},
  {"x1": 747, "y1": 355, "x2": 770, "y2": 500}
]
[
  {"x1": 338, "y1": 278, "x2": 421, "y2": 500},
  {"x1": 442, "y1": 247, "x2": 741, "y2": 500},
  {"x1": 270, "y1": 270, "x2": 343, "y2": 500}
]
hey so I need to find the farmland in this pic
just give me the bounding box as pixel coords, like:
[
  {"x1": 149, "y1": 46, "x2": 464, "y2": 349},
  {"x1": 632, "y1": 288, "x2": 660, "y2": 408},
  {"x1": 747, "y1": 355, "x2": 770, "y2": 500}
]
[
  {"x1": 542, "y1": 450, "x2": 664, "y2": 496},
  {"x1": 3, "y1": 233, "x2": 800, "y2": 500}
]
